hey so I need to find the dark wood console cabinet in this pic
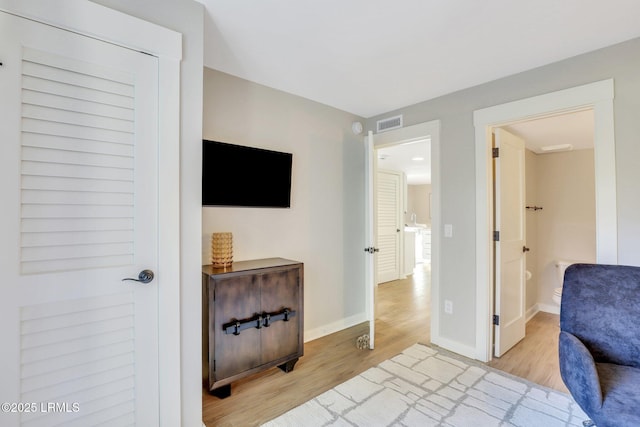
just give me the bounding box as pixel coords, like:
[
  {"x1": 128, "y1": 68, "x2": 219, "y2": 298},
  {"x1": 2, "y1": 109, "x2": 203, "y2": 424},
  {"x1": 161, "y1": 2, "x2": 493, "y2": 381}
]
[{"x1": 202, "y1": 258, "x2": 304, "y2": 397}]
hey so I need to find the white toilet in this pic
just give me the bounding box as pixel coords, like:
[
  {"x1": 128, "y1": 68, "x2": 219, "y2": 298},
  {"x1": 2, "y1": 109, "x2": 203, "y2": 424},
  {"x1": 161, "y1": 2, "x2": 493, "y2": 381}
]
[{"x1": 552, "y1": 260, "x2": 574, "y2": 306}]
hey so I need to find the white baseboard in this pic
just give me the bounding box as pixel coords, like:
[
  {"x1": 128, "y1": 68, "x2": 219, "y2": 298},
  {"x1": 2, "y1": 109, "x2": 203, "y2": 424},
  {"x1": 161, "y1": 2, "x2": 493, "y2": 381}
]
[
  {"x1": 525, "y1": 305, "x2": 539, "y2": 322},
  {"x1": 430, "y1": 335, "x2": 478, "y2": 361},
  {"x1": 304, "y1": 312, "x2": 368, "y2": 343},
  {"x1": 526, "y1": 303, "x2": 560, "y2": 319},
  {"x1": 537, "y1": 303, "x2": 560, "y2": 315}
]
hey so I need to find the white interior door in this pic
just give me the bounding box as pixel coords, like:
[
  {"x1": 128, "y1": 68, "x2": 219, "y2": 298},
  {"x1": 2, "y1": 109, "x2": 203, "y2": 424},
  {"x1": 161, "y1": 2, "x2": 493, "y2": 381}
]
[
  {"x1": 364, "y1": 131, "x2": 377, "y2": 349},
  {"x1": 0, "y1": 12, "x2": 160, "y2": 426},
  {"x1": 376, "y1": 169, "x2": 402, "y2": 284},
  {"x1": 493, "y1": 128, "x2": 526, "y2": 357}
]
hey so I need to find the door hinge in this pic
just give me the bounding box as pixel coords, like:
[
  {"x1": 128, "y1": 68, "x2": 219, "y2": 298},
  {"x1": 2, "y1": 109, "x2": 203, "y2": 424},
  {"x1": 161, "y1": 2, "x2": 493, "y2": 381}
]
[
  {"x1": 492, "y1": 147, "x2": 499, "y2": 158},
  {"x1": 493, "y1": 314, "x2": 500, "y2": 325},
  {"x1": 493, "y1": 231, "x2": 500, "y2": 241}
]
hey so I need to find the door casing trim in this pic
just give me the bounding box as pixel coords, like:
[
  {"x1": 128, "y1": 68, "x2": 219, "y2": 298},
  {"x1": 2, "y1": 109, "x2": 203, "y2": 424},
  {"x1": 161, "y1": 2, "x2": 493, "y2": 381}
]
[
  {"x1": 372, "y1": 120, "x2": 441, "y2": 350},
  {"x1": 473, "y1": 79, "x2": 616, "y2": 362}
]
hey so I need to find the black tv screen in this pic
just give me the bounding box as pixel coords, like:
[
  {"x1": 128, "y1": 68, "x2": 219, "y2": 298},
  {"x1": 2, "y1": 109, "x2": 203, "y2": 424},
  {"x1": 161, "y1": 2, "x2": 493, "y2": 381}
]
[{"x1": 202, "y1": 140, "x2": 292, "y2": 208}]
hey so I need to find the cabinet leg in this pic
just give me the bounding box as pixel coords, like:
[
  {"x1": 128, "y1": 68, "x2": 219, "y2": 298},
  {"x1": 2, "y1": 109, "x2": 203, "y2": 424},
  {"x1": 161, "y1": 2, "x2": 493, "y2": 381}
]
[
  {"x1": 277, "y1": 358, "x2": 299, "y2": 373},
  {"x1": 211, "y1": 384, "x2": 231, "y2": 399}
]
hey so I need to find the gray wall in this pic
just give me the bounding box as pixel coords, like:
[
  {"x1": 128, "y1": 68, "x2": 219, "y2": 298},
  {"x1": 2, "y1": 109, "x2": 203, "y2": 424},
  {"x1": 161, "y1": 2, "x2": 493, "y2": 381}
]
[
  {"x1": 202, "y1": 68, "x2": 366, "y2": 339},
  {"x1": 366, "y1": 37, "x2": 640, "y2": 349}
]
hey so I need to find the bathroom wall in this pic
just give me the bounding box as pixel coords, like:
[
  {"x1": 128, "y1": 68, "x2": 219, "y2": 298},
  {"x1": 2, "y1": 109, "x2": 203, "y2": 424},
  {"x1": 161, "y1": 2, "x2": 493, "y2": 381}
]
[
  {"x1": 406, "y1": 184, "x2": 432, "y2": 226},
  {"x1": 530, "y1": 149, "x2": 597, "y2": 313}
]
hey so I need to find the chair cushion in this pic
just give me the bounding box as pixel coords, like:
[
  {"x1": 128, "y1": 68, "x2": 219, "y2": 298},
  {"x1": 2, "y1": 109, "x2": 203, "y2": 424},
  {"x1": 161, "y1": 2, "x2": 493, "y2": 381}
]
[
  {"x1": 561, "y1": 264, "x2": 640, "y2": 368},
  {"x1": 592, "y1": 363, "x2": 640, "y2": 427}
]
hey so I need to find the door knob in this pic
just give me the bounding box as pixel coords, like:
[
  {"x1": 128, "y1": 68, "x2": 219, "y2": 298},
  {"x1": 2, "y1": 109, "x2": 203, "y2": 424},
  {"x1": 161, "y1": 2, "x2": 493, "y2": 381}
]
[
  {"x1": 122, "y1": 269, "x2": 154, "y2": 284},
  {"x1": 522, "y1": 246, "x2": 530, "y2": 253}
]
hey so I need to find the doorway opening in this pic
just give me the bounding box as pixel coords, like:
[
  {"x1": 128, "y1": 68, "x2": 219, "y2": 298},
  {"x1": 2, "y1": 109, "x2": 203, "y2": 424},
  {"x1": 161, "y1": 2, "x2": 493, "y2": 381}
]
[
  {"x1": 474, "y1": 79, "x2": 617, "y2": 362},
  {"x1": 491, "y1": 109, "x2": 597, "y2": 361},
  {"x1": 377, "y1": 139, "x2": 432, "y2": 284},
  {"x1": 366, "y1": 120, "x2": 441, "y2": 350}
]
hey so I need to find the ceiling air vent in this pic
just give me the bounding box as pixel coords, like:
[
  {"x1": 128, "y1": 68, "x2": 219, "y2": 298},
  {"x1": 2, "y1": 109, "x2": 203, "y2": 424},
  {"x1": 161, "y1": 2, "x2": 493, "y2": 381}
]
[{"x1": 376, "y1": 114, "x2": 403, "y2": 133}]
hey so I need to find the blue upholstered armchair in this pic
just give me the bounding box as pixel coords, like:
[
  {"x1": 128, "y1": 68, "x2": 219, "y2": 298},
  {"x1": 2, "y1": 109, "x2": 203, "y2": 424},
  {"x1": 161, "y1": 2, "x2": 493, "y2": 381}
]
[{"x1": 559, "y1": 263, "x2": 640, "y2": 427}]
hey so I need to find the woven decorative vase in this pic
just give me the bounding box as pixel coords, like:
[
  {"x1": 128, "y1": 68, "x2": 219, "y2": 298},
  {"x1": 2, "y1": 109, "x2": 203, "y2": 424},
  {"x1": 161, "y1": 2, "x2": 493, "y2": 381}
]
[{"x1": 211, "y1": 232, "x2": 233, "y2": 267}]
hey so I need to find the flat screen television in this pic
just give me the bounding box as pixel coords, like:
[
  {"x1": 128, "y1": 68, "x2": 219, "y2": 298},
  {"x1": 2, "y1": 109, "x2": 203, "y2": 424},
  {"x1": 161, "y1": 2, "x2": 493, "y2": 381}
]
[{"x1": 202, "y1": 140, "x2": 293, "y2": 208}]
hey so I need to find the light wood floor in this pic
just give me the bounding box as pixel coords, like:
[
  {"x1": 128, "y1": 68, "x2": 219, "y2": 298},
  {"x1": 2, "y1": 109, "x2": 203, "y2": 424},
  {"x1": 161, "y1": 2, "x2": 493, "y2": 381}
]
[
  {"x1": 488, "y1": 311, "x2": 568, "y2": 393},
  {"x1": 202, "y1": 264, "x2": 565, "y2": 426}
]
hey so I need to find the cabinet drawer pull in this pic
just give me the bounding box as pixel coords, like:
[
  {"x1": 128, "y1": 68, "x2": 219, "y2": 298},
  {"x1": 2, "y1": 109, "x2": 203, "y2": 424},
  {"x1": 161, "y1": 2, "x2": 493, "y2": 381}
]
[
  {"x1": 223, "y1": 308, "x2": 297, "y2": 335},
  {"x1": 232, "y1": 321, "x2": 241, "y2": 336}
]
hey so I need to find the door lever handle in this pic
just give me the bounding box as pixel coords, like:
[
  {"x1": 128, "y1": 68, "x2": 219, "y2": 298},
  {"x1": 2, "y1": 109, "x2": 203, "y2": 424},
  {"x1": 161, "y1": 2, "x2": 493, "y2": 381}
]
[
  {"x1": 522, "y1": 246, "x2": 530, "y2": 253},
  {"x1": 122, "y1": 269, "x2": 154, "y2": 284}
]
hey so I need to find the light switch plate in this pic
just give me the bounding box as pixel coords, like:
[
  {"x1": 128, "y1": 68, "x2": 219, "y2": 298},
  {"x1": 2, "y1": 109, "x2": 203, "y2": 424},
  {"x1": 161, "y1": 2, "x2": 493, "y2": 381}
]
[
  {"x1": 444, "y1": 300, "x2": 453, "y2": 314},
  {"x1": 444, "y1": 224, "x2": 453, "y2": 238}
]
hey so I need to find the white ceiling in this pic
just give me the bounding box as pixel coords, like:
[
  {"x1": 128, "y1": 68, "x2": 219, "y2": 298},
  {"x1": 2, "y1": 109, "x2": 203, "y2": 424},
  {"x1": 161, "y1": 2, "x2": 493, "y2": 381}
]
[
  {"x1": 199, "y1": 1, "x2": 621, "y2": 185},
  {"x1": 378, "y1": 139, "x2": 431, "y2": 185},
  {"x1": 199, "y1": 0, "x2": 640, "y2": 118},
  {"x1": 377, "y1": 109, "x2": 594, "y2": 185},
  {"x1": 504, "y1": 109, "x2": 594, "y2": 154}
]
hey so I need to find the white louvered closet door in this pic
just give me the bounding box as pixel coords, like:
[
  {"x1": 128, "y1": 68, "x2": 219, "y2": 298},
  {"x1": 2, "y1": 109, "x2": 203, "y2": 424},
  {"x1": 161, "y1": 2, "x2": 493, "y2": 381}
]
[
  {"x1": 0, "y1": 12, "x2": 159, "y2": 427},
  {"x1": 376, "y1": 169, "x2": 402, "y2": 284}
]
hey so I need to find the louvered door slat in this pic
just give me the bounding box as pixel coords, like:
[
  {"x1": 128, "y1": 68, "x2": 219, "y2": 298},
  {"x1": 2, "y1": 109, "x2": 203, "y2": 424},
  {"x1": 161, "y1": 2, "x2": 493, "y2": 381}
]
[
  {"x1": 23, "y1": 341, "x2": 134, "y2": 379},
  {"x1": 21, "y1": 204, "x2": 133, "y2": 219},
  {"x1": 20, "y1": 256, "x2": 134, "y2": 275},
  {"x1": 21, "y1": 190, "x2": 133, "y2": 206},
  {"x1": 22, "y1": 176, "x2": 134, "y2": 193},
  {"x1": 21, "y1": 162, "x2": 133, "y2": 181},
  {"x1": 22, "y1": 60, "x2": 134, "y2": 97},
  {"x1": 22, "y1": 230, "x2": 133, "y2": 247},
  {"x1": 21, "y1": 217, "x2": 133, "y2": 233},
  {"x1": 22, "y1": 46, "x2": 134, "y2": 86},
  {"x1": 22, "y1": 243, "x2": 133, "y2": 263},
  {"x1": 22, "y1": 104, "x2": 134, "y2": 133},
  {"x1": 21, "y1": 133, "x2": 134, "y2": 157},
  {"x1": 22, "y1": 118, "x2": 134, "y2": 145},
  {"x1": 21, "y1": 329, "x2": 134, "y2": 365},
  {"x1": 22, "y1": 146, "x2": 134, "y2": 169},
  {"x1": 22, "y1": 90, "x2": 134, "y2": 120},
  {"x1": 22, "y1": 76, "x2": 134, "y2": 109}
]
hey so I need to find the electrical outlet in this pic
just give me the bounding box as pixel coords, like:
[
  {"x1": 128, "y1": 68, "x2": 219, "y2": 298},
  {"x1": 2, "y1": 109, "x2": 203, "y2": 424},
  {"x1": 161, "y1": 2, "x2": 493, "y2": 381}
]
[{"x1": 444, "y1": 300, "x2": 453, "y2": 314}]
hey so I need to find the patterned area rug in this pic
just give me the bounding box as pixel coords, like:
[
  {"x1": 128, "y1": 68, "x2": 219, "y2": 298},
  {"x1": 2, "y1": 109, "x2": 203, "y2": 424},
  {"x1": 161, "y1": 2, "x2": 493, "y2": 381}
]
[{"x1": 262, "y1": 343, "x2": 588, "y2": 427}]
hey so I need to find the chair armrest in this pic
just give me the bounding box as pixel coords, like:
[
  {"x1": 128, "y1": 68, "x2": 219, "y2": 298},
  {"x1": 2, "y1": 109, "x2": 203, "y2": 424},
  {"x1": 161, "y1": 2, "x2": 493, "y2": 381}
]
[{"x1": 559, "y1": 331, "x2": 602, "y2": 414}]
